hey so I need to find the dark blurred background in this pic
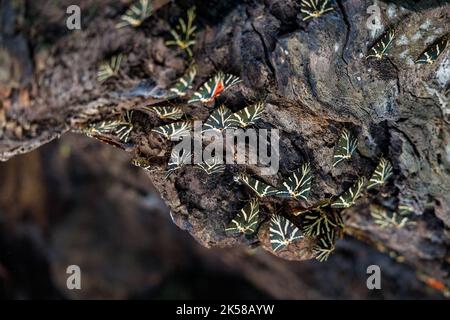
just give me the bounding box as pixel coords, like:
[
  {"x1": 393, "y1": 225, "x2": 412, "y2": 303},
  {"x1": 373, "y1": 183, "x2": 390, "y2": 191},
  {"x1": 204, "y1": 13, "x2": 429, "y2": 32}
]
[{"x1": 0, "y1": 133, "x2": 444, "y2": 299}]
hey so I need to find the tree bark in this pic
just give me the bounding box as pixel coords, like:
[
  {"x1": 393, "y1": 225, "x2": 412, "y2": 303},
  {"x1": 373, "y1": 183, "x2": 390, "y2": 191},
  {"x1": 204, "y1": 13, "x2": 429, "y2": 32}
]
[{"x1": 0, "y1": 0, "x2": 449, "y2": 290}]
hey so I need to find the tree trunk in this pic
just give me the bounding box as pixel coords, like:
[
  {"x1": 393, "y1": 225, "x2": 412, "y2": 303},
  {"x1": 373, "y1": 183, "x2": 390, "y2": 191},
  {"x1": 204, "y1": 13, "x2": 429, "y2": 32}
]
[{"x1": 0, "y1": 0, "x2": 449, "y2": 291}]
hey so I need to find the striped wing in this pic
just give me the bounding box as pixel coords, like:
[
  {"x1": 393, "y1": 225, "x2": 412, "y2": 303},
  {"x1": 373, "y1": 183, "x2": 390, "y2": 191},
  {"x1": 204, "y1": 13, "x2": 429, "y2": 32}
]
[
  {"x1": 166, "y1": 148, "x2": 191, "y2": 178},
  {"x1": 371, "y1": 205, "x2": 392, "y2": 228},
  {"x1": 313, "y1": 228, "x2": 337, "y2": 262},
  {"x1": 152, "y1": 121, "x2": 192, "y2": 140},
  {"x1": 203, "y1": 105, "x2": 235, "y2": 132},
  {"x1": 366, "y1": 29, "x2": 396, "y2": 60},
  {"x1": 300, "y1": 0, "x2": 334, "y2": 21},
  {"x1": 367, "y1": 157, "x2": 393, "y2": 189},
  {"x1": 370, "y1": 204, "x2": 413, "y2": 229},
  {"x1": 151, "y1": 106, "x2": 184, "y2": 121},
  {"x1": 332, "y1": 128, "x2": 357, "y2": 167},
  {"x1": 223, "y1": 72, "x2": 242, "y2": 89},
  {"x1": 225, "y1": 198, "x2": 260, "y2": 236},
  {"x1": 131, "y1": 156, "x2": 153, "y2": 171},
  {"x1": 116, "y1": 0, "x2": 153, "y2": 28},
  {"x1": 398, "y1": 203, "x2": 414, "y2": 216},
  {"x1": 331, "y1": 177, "x2": 366, "y2": 209},
  {"x1": 229, "y1": 102, "x2": 265, "y2": 128},
  {"x1": 97, "y1": 54, "x2": 123, "y2": 82},
  {"x1": 269, "y1": 215, "x2": 303, "y2": 252},
  {"x1": 301, "y1": 208, "x2": 340, "y2": 237},
  {"x1": 416, "y1": 36, "x2": 449, "y2": 64},
  {"x1": 276, "y1": 163, "x2": 312, "y2": 201},
  {"x1": 188, "y1": 72, "x2": 241, "y2": 104},
  {"x1": 167, "y1": 66, "x2": 197, "y2": 98},
  {"x1": 196, "y1": 158, "x2": 226, "y2": 175},
  {"x1": 85, "y1": 117, "x2": 133, "y2": 144},
  {"x1": 235, "y1": 173, "x2": 279, "y2": 197},
  {"x1": 165, "y1": 6, "x2": 197, "y2": 57}
]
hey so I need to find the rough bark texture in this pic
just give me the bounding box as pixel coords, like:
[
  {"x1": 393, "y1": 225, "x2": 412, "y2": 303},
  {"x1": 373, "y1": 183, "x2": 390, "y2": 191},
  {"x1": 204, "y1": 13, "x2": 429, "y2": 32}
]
[{"x1": 0, "y1": 0, "x2": 449, "y2": 292}]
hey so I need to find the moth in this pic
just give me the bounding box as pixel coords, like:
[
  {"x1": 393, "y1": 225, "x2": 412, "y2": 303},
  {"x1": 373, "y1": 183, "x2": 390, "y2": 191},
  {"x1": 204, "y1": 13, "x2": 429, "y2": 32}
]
[
  {"x1": 165, "y1": 6, "x2": 197, "y2": 57},
  {"x1": 370, "y1": 205, "x2": 414, "y2": 229},
  {"x1": 202, "y1": 105, "x2": 235, "y2": 132},
  {"x1": 84, "y1": 112, "x2": 133, "y2": 144},
  {"x1": 196, "y1": 158, "x2": 226, "y2": 175},
  {"x1": 300, "y1": 0, "x2": 334, "y2": 21},
  {"x1": 152, "y1": 121, "x2": 192, "y2": 141},
  {"x1": 131, "y1": 156, "x2": 153, "y2": 171},
  {"x1": 225, "y1": 198, "x2": 260, "y2": 236},
  {"x1": 416, "y1": 35, "x2": 449, "y2": 64},
  {"x1": 166, "y1": 66, "x2": 197, "y2": 99},
  {"x1": 294, "y1": 199, "x2": 344, "y2": 236},
  {"x1": 302, "y1": 207, "x2": 341, "y2": 237},
  {"x1": 331, "y1": 177, "x2": 366, "y2": 209},
  {"x1": 228, "y1": 102, "x2": 265, "y2": 128},
  {"x1": 398, "y1": 203, "x2": 414, "y2": 216},
  {"x1": 234, "y1": 173, "x2": 279, "y2": 198},
  {"x1": 148, "y1": 105, "x2": 185, "y2": 121},
  {"x1": 367, "y1": 157, "x2": 393, "y2": 190},
  {"x1": 188, "y1": 72, "x2": 242, "y2": 104},
  {"x1": 97, "y1": 54, "x2": 123, "y2": 82},
  {"x1": 332, "y1": 128, "x2": 357, "y2": 167},
  {"x1": 166, "y1": 148, "x2": 191, "y2": 178},
  {"x1": 276, "y1": 163, "x2": 312, "y2": 201},
  {"x1": 366, "y1": 29, "x2": 396, "y2": 60},
  {"x1": 269, "y1": 215, "x2": 303, "y2": 252},
  {"x1": 313, "y1": 228, "x2": 337, "y2": 262},
  {"x1": 116, "y1": 0, "x2": 153, "y2": 28}
]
